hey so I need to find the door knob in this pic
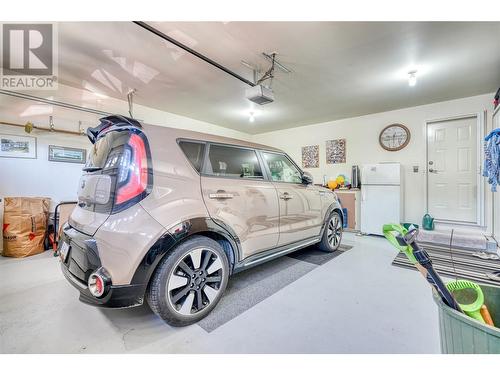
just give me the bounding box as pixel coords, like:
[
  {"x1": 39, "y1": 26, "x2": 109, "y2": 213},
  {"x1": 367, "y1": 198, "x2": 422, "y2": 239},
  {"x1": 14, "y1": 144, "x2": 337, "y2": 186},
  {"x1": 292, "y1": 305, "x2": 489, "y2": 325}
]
[{"x1": 429, "y1": 168, "x2": 438, "y2": 174}]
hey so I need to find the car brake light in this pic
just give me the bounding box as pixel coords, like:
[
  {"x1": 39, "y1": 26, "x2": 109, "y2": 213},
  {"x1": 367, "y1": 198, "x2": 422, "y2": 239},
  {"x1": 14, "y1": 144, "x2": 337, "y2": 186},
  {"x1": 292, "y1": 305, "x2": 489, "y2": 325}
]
[{"x1": 115, "y1": 133, "x2": 149, "y2": 205}]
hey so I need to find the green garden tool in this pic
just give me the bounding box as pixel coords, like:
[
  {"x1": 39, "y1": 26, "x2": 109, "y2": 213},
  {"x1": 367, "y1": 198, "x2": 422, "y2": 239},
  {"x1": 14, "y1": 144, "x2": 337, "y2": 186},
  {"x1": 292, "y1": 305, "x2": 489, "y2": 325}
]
[
  {"x1": 446, "y1": 280, "x2": 485, "y2": 323},
  {"x1": 383, "y1": 223, "x2": 463, "y2": 313}
]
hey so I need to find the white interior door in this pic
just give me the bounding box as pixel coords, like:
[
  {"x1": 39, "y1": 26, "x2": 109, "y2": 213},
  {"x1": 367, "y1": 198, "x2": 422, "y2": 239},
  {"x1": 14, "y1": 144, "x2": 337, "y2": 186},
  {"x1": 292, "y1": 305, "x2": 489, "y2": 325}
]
[{"x1": 427, "y1": 115, "x2": 479, "y2": 224}]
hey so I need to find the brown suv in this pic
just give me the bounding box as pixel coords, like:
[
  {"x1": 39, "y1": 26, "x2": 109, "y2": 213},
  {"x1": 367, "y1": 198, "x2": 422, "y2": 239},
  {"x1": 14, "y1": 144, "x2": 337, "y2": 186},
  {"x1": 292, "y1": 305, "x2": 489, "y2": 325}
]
[{"x1": 59, "y1": 115, "x2": 343, "y2": 326}]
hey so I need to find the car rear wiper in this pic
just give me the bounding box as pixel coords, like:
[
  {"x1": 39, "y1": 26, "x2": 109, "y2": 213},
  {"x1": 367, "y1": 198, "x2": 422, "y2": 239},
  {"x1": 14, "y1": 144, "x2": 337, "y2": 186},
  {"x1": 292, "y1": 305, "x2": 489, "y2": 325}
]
[{"x1": 82, "y1": 166, "x2": 102, "y2": 172}]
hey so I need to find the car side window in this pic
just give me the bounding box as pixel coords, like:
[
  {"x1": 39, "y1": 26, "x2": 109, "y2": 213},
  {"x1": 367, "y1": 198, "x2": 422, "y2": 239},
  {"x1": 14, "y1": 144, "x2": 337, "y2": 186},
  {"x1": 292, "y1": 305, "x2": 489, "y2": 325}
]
[
  {"x1": 179, "y1": 141, "x2": 206, "y2": 172},
  {"x1": 263, "y1": 152, "x2": 302, "y2": 183},
  {"x1": 206, "y1": 144, "x2": 263, "y2": 179}
]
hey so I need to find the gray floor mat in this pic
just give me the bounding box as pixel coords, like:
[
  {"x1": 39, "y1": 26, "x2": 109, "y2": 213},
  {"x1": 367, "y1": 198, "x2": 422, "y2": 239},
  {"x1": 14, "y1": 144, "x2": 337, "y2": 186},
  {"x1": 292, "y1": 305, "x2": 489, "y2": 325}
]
[
  {"x1": 197, "y1": 245, "x2": 353, "y2": 332},
  {"x1": 287, "y1": 244, "x2": 353, "y2": 265}
]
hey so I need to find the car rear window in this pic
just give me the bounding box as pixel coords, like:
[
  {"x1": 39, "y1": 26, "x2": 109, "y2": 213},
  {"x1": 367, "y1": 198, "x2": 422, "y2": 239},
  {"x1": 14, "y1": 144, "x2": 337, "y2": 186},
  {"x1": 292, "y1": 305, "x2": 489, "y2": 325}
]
[
  {"x1": 206, "y1": 144, "x2": 263, "y2": 179},
  {"x1": 86, "y1": 135, "x2": 112, "y2": 169},
  {"x1": 179, "y1": 141, "x2": 206, "y2": 172},
  {"x1": 85, "y1": 130, "x2": 130, "y2": 169}
]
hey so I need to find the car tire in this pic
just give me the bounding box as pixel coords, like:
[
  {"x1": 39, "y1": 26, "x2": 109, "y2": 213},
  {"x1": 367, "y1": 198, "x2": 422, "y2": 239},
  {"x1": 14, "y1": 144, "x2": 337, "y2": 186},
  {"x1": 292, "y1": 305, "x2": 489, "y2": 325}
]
[
  {"x1": 146, "y1": 235, "x2": 229, "y2": 326},
  {"x1": 318, "y1": 211, "x2": 343, "y2": 252}
]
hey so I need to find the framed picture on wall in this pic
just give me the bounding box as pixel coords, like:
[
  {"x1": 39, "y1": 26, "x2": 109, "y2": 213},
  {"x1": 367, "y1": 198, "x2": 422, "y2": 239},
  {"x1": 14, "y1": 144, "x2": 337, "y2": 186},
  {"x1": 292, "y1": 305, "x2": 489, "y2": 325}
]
[
  {"x1": 48, "y1": 145, "x2": 87, "y2": 164},
  {"x1": 326, "y1": 138, "x2": 346, "y2": 164},
  {"x1": 301, "y1": 145, "x2": 320, "y2": 168},
  {"x1": 0, "y1": 134, "x2": 37, "y2": 159}
]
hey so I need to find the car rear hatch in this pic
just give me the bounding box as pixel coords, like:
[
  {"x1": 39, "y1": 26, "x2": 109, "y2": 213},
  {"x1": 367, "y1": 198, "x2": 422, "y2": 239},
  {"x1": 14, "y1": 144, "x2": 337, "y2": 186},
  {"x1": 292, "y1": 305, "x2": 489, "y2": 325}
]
[{"x1": 69, "y1": 115, "x2": 153, "y2": 236}]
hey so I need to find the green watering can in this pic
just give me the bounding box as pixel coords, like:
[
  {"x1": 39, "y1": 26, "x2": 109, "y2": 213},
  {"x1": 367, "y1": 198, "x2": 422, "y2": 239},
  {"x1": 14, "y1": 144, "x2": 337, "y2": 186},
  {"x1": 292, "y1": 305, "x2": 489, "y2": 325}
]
[{"x1": 422, "y1": 213, "x2": 435, "y2": 230}]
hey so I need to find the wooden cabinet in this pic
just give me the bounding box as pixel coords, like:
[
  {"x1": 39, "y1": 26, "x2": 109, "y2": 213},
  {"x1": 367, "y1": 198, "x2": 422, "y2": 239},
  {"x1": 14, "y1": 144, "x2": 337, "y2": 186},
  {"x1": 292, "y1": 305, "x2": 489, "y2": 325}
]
[{"x1": 335, "y1": 189, "x2": 361, "y2": 231}]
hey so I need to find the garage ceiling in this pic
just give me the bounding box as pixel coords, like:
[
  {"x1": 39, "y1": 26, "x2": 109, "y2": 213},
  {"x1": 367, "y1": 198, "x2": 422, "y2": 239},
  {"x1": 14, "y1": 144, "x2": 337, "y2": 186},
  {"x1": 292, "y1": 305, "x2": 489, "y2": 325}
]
[{"x1": 46, "y1": 22, "x2": 500, "y2": 133}]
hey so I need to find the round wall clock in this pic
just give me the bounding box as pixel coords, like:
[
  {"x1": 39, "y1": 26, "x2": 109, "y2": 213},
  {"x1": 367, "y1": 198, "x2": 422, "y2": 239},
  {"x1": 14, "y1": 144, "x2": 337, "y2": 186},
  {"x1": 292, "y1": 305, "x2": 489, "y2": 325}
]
[{"x1": 379, "y1": 124, "x2": 411, "y2": 151}]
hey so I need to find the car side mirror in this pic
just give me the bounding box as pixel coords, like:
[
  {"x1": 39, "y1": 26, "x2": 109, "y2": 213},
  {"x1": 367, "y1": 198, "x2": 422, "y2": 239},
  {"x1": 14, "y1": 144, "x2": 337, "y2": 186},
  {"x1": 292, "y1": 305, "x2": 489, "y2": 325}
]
[{"x1": 302, "y1": 171, "x2": 313, "y2": 185}]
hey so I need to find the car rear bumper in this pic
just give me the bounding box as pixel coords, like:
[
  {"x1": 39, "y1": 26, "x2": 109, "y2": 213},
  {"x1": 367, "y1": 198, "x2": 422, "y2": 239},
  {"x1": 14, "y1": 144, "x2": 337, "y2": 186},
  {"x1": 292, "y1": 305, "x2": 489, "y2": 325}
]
[
  {"x1": 59, "y1": 225, "x2": 146, "y2": 308},
  {"x1": 61, "y1": 264, "x2": 145, "y2": 308}
]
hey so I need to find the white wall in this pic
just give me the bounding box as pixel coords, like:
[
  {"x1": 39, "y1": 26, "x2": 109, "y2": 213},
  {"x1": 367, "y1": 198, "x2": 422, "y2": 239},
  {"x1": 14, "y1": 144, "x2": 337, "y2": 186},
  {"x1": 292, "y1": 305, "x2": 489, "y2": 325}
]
[
  {"x1": 0, "y1": 125, "x2": 90, "y2": 203},
  {"x1": 253, "y1": 93, "x2": 495, "y2": 233}
]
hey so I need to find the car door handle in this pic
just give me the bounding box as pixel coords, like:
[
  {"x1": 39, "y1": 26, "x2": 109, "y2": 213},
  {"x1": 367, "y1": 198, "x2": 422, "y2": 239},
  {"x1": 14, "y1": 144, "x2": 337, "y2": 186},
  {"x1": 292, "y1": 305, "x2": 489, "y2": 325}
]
[
  {"x1": 279, "y1": 192, "x2": 293, "y2": 200},
  {"x1": 209, "y1": 190, "x2": 234, "y2": 199}
]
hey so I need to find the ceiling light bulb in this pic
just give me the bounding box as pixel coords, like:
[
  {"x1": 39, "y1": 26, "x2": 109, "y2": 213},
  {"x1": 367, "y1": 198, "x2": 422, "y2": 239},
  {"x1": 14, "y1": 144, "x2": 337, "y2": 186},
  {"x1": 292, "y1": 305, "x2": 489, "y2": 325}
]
[
  {"x1": 249, "y1": 112, "x2": 255, "y2": 123},
  {"x1": 408, "y1": 71, "x2": 417, "y2": 87}
]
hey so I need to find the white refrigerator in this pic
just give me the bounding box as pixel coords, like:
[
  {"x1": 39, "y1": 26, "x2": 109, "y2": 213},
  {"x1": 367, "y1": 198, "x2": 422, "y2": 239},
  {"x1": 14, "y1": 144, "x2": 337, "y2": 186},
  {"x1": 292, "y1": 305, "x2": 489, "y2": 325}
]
[{"x1": 360, "y1": 163, "x2": 403, "y2": 235}]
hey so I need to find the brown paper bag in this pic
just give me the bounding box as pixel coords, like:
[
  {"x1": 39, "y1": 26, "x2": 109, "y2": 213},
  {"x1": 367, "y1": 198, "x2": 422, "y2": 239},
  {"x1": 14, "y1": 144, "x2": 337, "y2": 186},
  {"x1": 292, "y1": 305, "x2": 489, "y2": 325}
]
[{"x1": 2, "y1": 197, "x2": 50, "y2": 257}]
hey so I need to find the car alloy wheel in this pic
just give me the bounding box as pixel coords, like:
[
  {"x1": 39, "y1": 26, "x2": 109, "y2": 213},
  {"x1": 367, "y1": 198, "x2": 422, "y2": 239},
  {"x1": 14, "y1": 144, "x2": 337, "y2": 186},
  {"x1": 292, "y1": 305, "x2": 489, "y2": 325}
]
[
  {"x1": 166, "y1": 247, "x2": 224, "y2": 316},
  {"x1": 327, "y1": 214, "x2": 342, "y2": 249}
]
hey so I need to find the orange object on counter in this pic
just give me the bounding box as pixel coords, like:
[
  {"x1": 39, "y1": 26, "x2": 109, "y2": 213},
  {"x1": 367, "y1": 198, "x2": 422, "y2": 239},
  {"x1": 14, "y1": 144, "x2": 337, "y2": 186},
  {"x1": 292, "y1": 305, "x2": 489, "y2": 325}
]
[
  {"x1": 480, "y1": 305, "x2": 495, "y2": 327},
  {"x1": 327, "y1": 180, "x2": 338, "y2": 190}
]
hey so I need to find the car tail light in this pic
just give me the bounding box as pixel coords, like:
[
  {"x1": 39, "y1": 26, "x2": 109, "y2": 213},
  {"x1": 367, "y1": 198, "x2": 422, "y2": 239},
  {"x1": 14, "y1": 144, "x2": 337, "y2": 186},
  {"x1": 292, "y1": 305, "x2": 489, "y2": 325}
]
[
  {"x1": 93, "y1": 129, "x2": 152, "y2": 214},
  {"x1": 115, "y1": 133, "x2": 149, "y2": 205}
]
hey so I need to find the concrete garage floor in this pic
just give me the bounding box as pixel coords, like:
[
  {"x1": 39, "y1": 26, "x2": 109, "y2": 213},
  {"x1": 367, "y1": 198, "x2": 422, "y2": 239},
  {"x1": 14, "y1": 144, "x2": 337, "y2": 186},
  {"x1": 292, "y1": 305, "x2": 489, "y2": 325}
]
[{"x1": 0, "y1": 233, "x2": 441, "y2": 353}]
